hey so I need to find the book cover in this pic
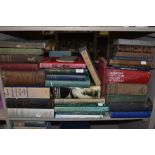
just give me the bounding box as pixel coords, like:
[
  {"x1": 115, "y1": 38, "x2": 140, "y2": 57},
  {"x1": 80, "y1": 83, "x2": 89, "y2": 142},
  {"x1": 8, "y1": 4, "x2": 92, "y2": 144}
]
[
  {"x1": 4, "y1": 87, "x2": 50, "y2": 99},
  {"x1": 0, "y1": 55, "x2": 39, "y2": 63},
  {"x1": 109, "y1": 99, "x2": 152, "y2": 112},
  {"x1": 110, "y1": 111, "x2": 151, "y2": 118},
  {"x1": 49, "y1": 51, "x2": 72, "y2": 57},
  {"x1": 1, "y1": 70, "x2": 45, "y2": 86},
  {"x1": 106, "y1": 94, "x2": 147, "y2": 103},
  {"x1": 79, "y1": 47, "x2": 101, "y2": 85},
  {"x1": 0, "y1": 48, "x2": 43, "y2": 55},
  {"x1": 0, "y1": 63, "x2": 38, "y2": 71},
  {"x1": 106, "y1": 83, "x2": 147, "y2": 95},
  {"x1": 39, "y1": 56, "x2": 86, "y2": 69},
  {"x1": 107, "y1": 68, "x2": 150, "y2": 84},
  {"x1": 0, "y1": 40, "x2": 46, "y2": 48},
  {"x1": 52, "y1": 86, "x2": 101, "y2": 99}
]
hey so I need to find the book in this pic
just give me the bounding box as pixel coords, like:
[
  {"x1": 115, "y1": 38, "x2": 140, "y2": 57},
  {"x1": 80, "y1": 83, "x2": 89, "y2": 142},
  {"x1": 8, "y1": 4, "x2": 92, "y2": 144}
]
[
  {"x1": 8, "y1": 108, "x2": 54, "y2": 118},
  {"x1": 109, "y1": 99, "x2": 152, "y2": 112},
  {"x1": 0, "y1": 48, "x2": 43, "y2": 55},
  {"x1": 0, "y1": 95, "x2": 2, "y2": 109},
  {"x1": 46, "y1": 74, "x2": 87, "y2": 81},
  {"x1": 45, "y1": 68, "x2": 88, "y2": 75},
  {"x1": 45, "y1": 75, "x2": 90, "y2": 88},
  {"x1": 4, "y1": 87, "x2": 50, "y2": 99},
  {"x1": 39, "y1": 56, "x2": 86, "y2": 69},
  {"x1": 98, "y1": 57, "x2": 107, "y2": 97},
  {"x1": 114, "y1": 39, "x2": 155, "y2": 46},
  {"x1": 106, "y1": 83, "x2": 147, "y2": 95},
  {"x1": 54, "y1": 106, "x2": 109, "y2": 113},
  {"x1": 49, "y1": 51, "x2": 72, "y2": 57},
  {"x1": 56, "y1": 56, "x2": 77, "y2": 62},
  {"x1": 0, "y1": 40, "x2": 46, "y2": 48},
  {"x1": 109, "y1": 59, "x2": 153, "y2": 68},
  {"x1": 110, "y1": 111, "x2": 151, "y2": 118},
  {"x1": 55, "y1": 103, "x2": 104, "y2": 107},
  {"x1": 79, "y1": 47, "x2": 101, "y2": 85},
  {"x1": 107, "y1": 68, "x2": 150, "y2": 84},
  {"x1": 0, "y1": 55, "x2": 39, "y2": 63},
  {"x1": 6, "y1": 98, "x2": 52, "y2": 109},
  {"x1": 52, "y1": 86, "x2": 101, "y2": 99},
  {"x1": 1, "y1": 70, "x2": 45, "y2": 86},
  {"x1": 0, "y1": 63, "x2": 38, "y2": 71},
  {"x1": 106, "y1": 94, "x2": 147, "y2": 103}
]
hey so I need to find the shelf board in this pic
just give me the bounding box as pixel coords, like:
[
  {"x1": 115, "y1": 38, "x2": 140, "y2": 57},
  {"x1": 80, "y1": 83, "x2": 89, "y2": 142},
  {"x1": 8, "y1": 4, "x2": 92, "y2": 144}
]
[
  {"x1": 0, "y1": 26, "x2": 155, "y2": 32},
  {"x1": 0, "y1": 109, "x2": 6, "y2": 120}
]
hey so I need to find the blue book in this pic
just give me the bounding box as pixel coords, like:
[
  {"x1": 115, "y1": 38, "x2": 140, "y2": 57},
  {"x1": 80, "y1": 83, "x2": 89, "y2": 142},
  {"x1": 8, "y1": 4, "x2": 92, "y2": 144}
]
[
  {"x1": 49, "y1": 51, "x2": 71, "y2": 57},
  {"x1": 110, "y1": 111, "x2": 151, "y2": 118}
]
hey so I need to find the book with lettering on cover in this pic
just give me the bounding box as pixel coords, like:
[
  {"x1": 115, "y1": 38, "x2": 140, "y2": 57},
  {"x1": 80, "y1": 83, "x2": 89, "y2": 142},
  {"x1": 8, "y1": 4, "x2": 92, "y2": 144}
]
[
  {"x1": 40, "y1": 56, "x2": 86, "y2": 69},
  {"x1": 1, "y1": 70, "x2": 45, "y2": 86},
  {"x1": 106, "y1": 83, "x2": 147, "y2": 95},
  {"x1": 107, "y1": 68, "x2": 150, "y2": 84}
]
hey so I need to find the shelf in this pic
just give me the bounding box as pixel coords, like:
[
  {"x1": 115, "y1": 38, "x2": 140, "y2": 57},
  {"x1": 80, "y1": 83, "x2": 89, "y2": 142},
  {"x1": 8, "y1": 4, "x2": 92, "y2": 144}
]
[
  {"x1": 0, "y1": 26, "x2": 155, "y2": 32},
  {"x1": 0, "y1": 109, "x2": 6, "y2": 120}
]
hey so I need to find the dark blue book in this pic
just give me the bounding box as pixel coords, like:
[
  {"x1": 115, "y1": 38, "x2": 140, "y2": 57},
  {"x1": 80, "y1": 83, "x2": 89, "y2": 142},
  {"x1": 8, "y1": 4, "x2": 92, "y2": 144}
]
[
  {"x1": 46, "y1": 74, "x2": 86, "y2": 81},
  {"x1": 110, "y1": 111, "x2": 151, "y2": 118}
]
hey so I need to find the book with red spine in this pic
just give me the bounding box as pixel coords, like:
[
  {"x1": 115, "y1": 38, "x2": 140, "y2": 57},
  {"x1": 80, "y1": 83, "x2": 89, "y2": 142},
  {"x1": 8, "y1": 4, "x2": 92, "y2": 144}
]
[
  {"x1": 107, "y1": 68, "x2": 150, "y2": 84},
  {"x1": 39, "y1": 57, "x2": 86, "y2": 69},
  {"x1": 0, "y1": 63, "x2": 38, "y2": 71}
]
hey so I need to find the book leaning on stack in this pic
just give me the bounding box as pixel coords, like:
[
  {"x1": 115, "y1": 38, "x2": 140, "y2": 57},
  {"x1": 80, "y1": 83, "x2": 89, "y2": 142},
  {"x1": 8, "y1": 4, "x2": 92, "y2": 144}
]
[
  {"x1": 103, "y1": 38, "x2": 154, "y2": 118},
  {"x1": 39, "y1": 47, "x2": 107, "y2": 119},
  {"x1": 0, "y1": 40, "x2": 54, "y2": 124}
]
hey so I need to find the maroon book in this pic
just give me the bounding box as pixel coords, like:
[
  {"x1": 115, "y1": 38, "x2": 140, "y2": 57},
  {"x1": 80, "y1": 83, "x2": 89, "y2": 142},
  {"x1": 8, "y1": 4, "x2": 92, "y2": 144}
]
[
  {"x1": 39, "y1": 57, "x2": 86, "y2": 69},
  {"x1": 0, "y1": 63, "x2": 38, "y2": 71},
  {"x1": 107, "y1": 68, "x2": 150, "y2": 84}
]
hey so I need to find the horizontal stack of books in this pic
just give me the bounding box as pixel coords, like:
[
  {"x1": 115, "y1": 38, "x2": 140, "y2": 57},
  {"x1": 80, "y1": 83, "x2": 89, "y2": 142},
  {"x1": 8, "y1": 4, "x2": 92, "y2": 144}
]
[
  {"x1": 0, "y1": 40, "x2": 54, "y2": 123},
  {"x1": 39, "y1": 47, "x2": 108, "y2": 119},
  {"x1": 107, "y1": 39, "x2": 154, "y2": 118}
]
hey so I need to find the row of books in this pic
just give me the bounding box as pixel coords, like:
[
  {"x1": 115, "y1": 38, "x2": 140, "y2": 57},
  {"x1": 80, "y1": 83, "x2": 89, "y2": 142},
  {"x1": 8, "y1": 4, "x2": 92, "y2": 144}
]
[{"x1": 105, "y1": 39, "x2": 154, "y2": 118}]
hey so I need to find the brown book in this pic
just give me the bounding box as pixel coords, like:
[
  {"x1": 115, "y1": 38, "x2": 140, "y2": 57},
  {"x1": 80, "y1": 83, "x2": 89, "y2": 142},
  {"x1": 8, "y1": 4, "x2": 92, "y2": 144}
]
[
  {"x1": 1, "y1": 70, "x2": 45, "y2": 86},
  {"x1": 106, "y1": 83, "x2": 147, "y2": 95},
  {"x1": 109, "y1": 59, "x2": 153, "y2": 68},
  {"x1": 114, "y1": 51, "x2": 153, "y2": 58},
  {"x1": 0, "y1": 55, "x2": 39, "y2": 63},
  {"x1": 79, "y1": 47, "x2": 101, "y2": 86}
]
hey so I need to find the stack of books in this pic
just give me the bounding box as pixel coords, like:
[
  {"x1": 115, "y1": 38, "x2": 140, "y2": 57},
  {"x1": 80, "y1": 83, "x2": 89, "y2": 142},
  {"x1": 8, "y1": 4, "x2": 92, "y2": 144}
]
[
  {"x1": 0, "y1": 40, "x2": 54, "y2": 120},
  {"x1": 40, "y1": 47, "x2": 108, "y2": 119},
  {"x1": 106, "y1": 39, "x2": 154, "y2": 118}
]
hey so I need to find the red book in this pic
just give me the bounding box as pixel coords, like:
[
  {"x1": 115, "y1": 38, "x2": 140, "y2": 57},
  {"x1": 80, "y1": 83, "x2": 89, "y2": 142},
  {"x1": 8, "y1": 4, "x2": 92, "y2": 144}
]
[
  {"x1": 107, "y1": 68, "x2": 150, "y2": 84},
  {"x1": 0, "y1": 63, "x2": 38, "y2": 71},
  {"x1": 98, "y1": 57, "x2": 107, "y2": 97},
  {"x1": 39, "y1": 57, "x2": 86, "y2": 69}
]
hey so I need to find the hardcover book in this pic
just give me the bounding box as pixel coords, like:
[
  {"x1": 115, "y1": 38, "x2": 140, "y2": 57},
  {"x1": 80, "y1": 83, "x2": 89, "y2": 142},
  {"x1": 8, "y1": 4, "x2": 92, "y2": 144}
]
[
  {"x1": 106, "y1": 83, "x2": 147, "y2": 95},
  {"x1": 49, "y1": 51, "x2": 72, "y2": 57}
]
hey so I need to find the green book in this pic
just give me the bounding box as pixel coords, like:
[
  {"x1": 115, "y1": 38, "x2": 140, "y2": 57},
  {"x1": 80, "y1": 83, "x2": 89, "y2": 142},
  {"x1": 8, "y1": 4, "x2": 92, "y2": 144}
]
[
  {"x1": 55, "y1": 103, "x2": 105, "y2": 107},
  {"x1": 106, "y1": 94, "x2": 147, "y2": 103},
  {"x1": 54, "y1": 106, "x2": 109, "y2": 113},
  {"x1": 0, "y1": 48, "x2": 43, "y2": 55},
  {"x1": 45, "y1": 75, "x2": 90, "y2": 87}
]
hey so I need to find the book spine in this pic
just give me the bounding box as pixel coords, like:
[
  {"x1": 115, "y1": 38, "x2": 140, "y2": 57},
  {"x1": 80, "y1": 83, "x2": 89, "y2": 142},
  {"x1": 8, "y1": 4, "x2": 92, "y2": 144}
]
[
  {"x1": 106, "y1": 94, "x2": 147, "y2": 103},
  {"x1": 8, "y1": 108, "x2": 54, "y2": 118},
  {"x1": 6, "y1": 98, "x2": 52, "y2": 108},
  {"x1": 54, "y1": 98, "x2": 105, "y2": 104},
  {"x1": 112, "y1": 56, "x2": 152, "y2": 61},
  {"x1": 45, "y1": 68, "x2": 88, "y2": 75},
  {"x1": 109, "y1": 59, "x2": 153, "y2": 68},
  {"x1": 0, "y1": 95, "x2": 2, "y2": 109},
  {"x1": 80, "y1": 47, "x2": 101, "y2": 85},
  {"x1": 4, "y1": 87, "x2": 50, "y2": 99},
  {"x1": 1, "y1": 70, "x2": 45, "y2": 86},
  {"x1": 107, "y1": 69, "x2": 150, "y2": 84},
  {"x1": 46, "y1": 74, "x2": 86, "y2": 81},
  {"x1": 0, "y1": 41, "x2": 46, "y2": 48},
  {"x1": 40, "y1": 62, "x2": 86, "y2": 69},
  {"x1": 55, "y1": 103, "x2": 102, "y2": 107},
  {"x1": 0, "y1": 55, "x2": 39, "y2": 63},
  {"x1": 106, "y1": 83, "x2": 147, "y2": 95},
  {"x1": 110, "y1": 111, "x2": 151, "y2": 118},
  {"x1": 0, "y1": 63, "x2": 38, "y2": 71},
  {"x1": 45, "y1": 78, "x2": 90, "y2": 88},
  {"x1": 54, "y1": 106, "x2": 109, "y2": 113},
  {"x1": 49, "y1": 51, "x2": 71, "y2": 57},
  {"x1": 0, "y1": 48, "x2": 43, "y2": 55}
]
